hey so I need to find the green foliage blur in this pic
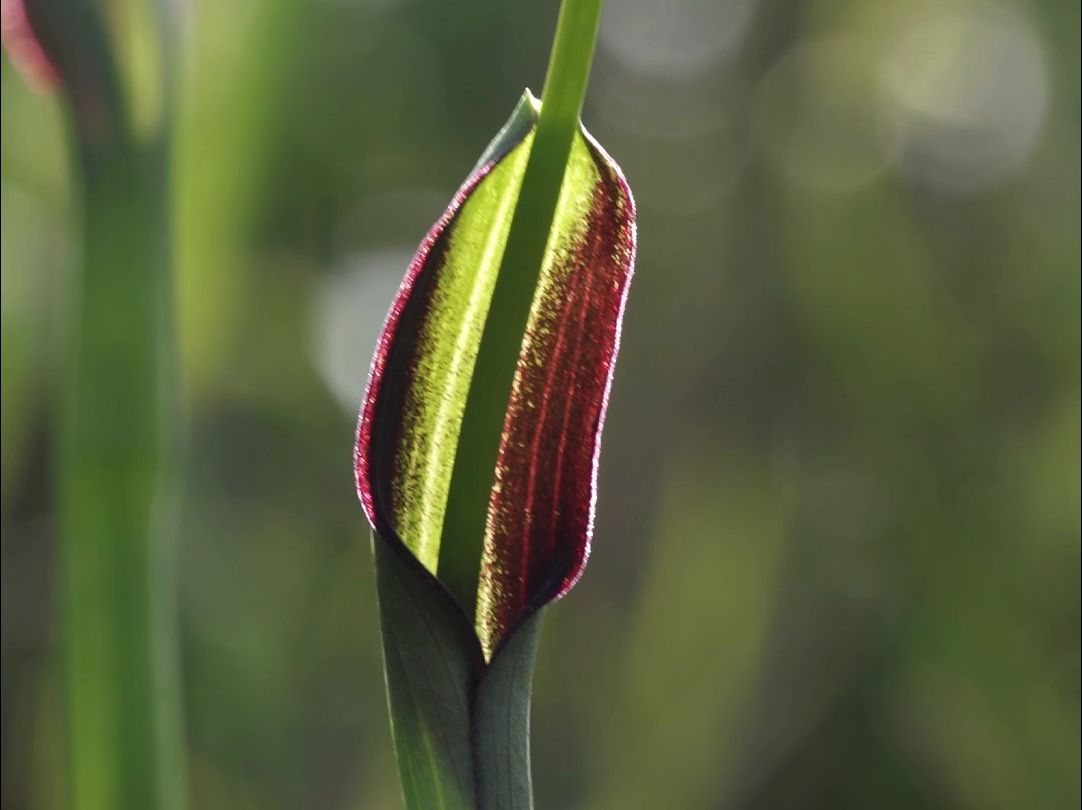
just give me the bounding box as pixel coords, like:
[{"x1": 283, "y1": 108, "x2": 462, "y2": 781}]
[{"x1": 2, "y1": 0, "x2": 1078, "y2": 808}]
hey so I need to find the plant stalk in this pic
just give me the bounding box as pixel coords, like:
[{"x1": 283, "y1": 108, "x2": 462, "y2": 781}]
[{"x1": 56, "y1": 8, "x2": 183, "y2": 806}]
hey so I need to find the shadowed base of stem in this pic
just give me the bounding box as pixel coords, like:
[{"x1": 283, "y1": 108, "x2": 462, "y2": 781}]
[{"x1": 375, "y1": 534, "x2": 543, "y2": 810}]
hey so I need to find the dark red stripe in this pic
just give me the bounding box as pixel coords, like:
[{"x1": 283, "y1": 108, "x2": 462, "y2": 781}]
[{"x1": 481, "y1": 141, "x2": 636, "y2": 645}]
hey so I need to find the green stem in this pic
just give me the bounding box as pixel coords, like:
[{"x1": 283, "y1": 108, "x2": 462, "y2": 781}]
[
  {"x1": 437, "y1": 0, "x2": 606, "y2": 618},
  {"x1": 473, "y1": 614, "x2": 543, "y2": 810},
  {"x1": 56, "y1": 8, "x2": 182, "y2": 807}
]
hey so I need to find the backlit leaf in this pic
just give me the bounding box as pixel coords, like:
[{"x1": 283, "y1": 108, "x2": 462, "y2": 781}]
[{"x1": 355, "y1": 91, "x2": 635, "y2": 658}]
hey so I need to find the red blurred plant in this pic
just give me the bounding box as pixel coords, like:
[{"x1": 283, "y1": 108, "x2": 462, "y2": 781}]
[{"x1": 1, "y1": 0, "x2": 60, "y2": 89}]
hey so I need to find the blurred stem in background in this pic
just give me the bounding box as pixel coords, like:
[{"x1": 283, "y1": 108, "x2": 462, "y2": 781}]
[
  {"x1": 12, "y1": 0, "x2": 184, "y2": 807},
  {"x1": 62, "y1": 123, "x2": 182, "y2": 810}
]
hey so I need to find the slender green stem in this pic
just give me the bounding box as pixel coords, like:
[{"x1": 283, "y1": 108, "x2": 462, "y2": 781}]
[
  {"x1": 437, "y1": 0, "x2": 606, "y2": 617},
  {"x1": 55, "y1": 5, "x2": 183, "y2": 808},
  {"x1": 61, "y1": 138, "x2": 180, "y2": 810}
]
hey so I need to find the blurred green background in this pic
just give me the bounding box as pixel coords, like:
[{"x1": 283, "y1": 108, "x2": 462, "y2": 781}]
[{"x1": 2, "y1": 0, "x2": 1079, "y2": 808}]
